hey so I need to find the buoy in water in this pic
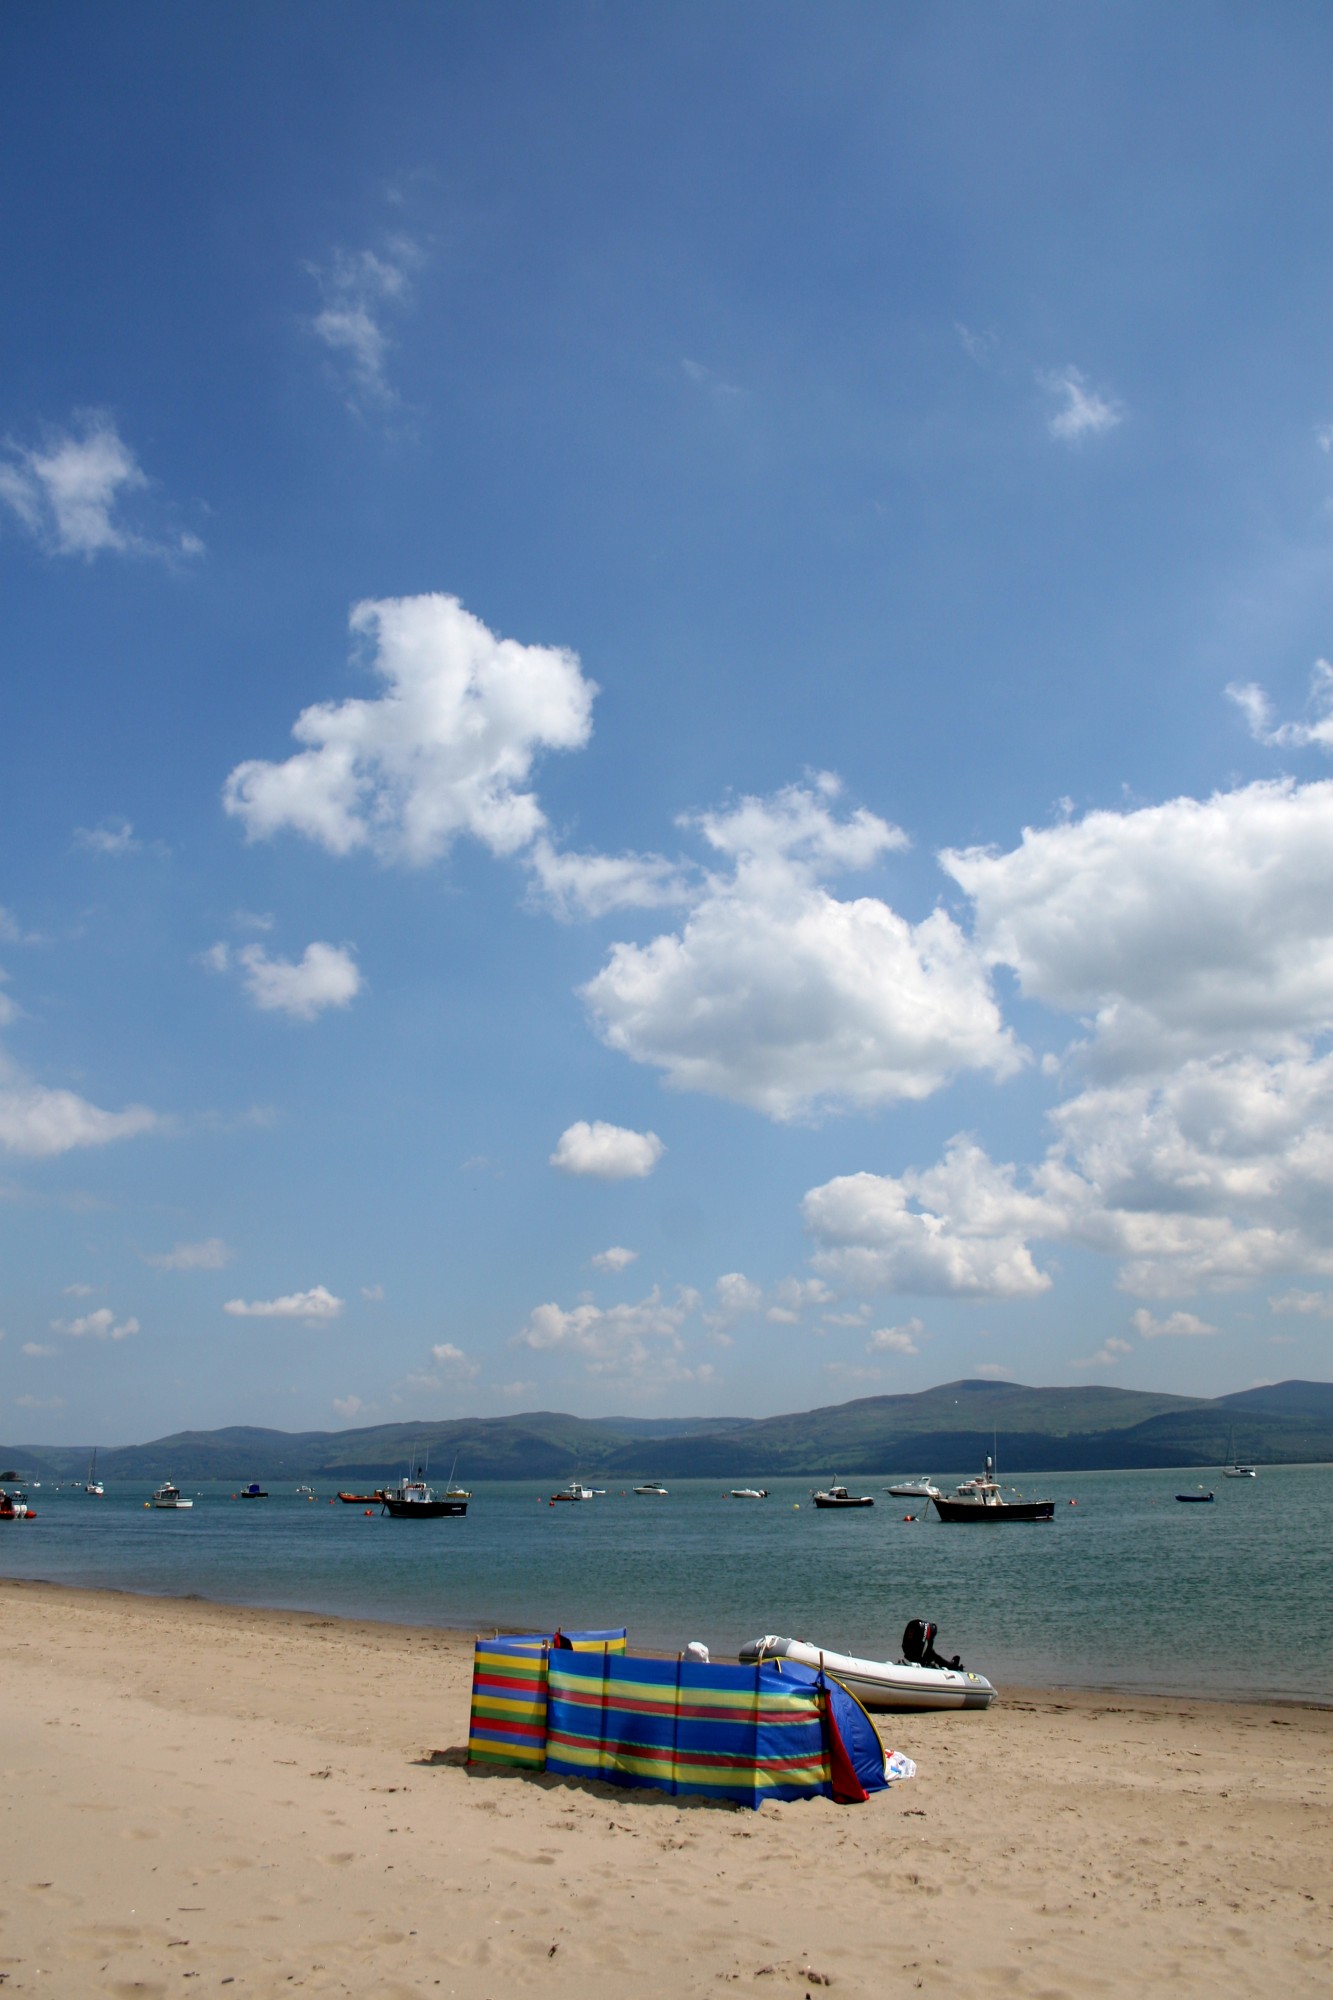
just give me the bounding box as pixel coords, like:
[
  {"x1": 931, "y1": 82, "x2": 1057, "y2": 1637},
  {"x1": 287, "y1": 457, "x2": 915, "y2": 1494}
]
[{"x1": 364, "y1": 1508, "x2": 373, "y2": 1516}]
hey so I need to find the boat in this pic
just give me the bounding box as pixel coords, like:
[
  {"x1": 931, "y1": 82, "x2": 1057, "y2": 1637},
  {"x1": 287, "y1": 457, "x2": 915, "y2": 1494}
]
[
  {"x1": 884, "y1": 1478, "x2": 940, "y2": 1499},
  {"x1": 929, "y1": 1455, "x2": 1054, "y2": 1523},
  {"x1": 739, "y1": 1623, "x2": 996, "y2": 1712},
  {"x1": 1222, "y1": 1429, "x2": 1256, "y2": 1478},
  {"x1": 812, "y1": 1485, "x2": 874, "y2": 1508},
  {"x1": 633, "y1": 1481, "x2": 668, "y2": 1496},
  {"x1": 551, "y1": 1480, "x2": 595, "y2": 1502},
  {"x1": 729, "y1": 1487, "x2": 769, "y2": 1499},
  {"x1": 296, "y1": 1484, "x2": 313, "y2": 1496},
  {"x1": 338, "y1": 1490, "x2": 380, "y2": 1504},
  {"x1": 0, "y1": 1488, "x2": 32, "y2": 1521},
  {"x1": 239, "y1": 1482, "x2": 268, "y2": 1498},
  {"x1": 442, "y1": 1456, "x2": 472, "y2": 1502},
  {"x1": 381, "y1": 1472, "x2": 467, "y2": 1518},
  {"x1": 1176, "y1": 1489, "x2": 1215, "y2": 1503},
  {"x1": 85, "y1": 1449, "x2": 104, "y2": 1497},
  {"x1": 150, "y1": 1481, "x2": 193, "y2": 1509}
]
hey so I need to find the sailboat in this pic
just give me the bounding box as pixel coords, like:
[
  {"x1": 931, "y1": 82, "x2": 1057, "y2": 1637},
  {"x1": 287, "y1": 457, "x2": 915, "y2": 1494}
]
[
  {"x1": 1222, "y1": 1428, "x2": 1257, "y2": 1479},
  {"x1": 85, "y1": 1449, "x2": 104, "y2": 1497}
]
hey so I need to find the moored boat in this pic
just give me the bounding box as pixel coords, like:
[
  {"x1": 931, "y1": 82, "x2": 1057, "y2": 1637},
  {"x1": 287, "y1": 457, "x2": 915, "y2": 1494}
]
[
  {"x1": 633, "y1": 1481, "x2": 668, "y2": 1496},
  {"x1": 551, "y1": 1480, "x2": 595, "y2": 1502},
  {"x1": 739, "y1": 1623, "x2": 996, "y2": 1711},
  {"x1": 884, "y1": 1478, "x2": 940, "y2": 1499},
  {"x1": 812, "y1": 1484, "x2": 873, "y2": 1508},
  {"x1": 381, "y1": 1473, "x2": 467, "y2": 1517},
  {"x1": 729, "y1": 1487, "x2": 769, "y2": 1499},
  {"x1": 85, "y1": 1449, "x2": 104, "y2": 1497},
  {"x1": 239, "y1": 1481, "x2": 268, "y2": 1498},
  {"x1": 1176, "y1": 1489, "x2": 1214, "y2": 1503},
  {"x1": 151, "y1": 1481, "x2": 193, "y2": 1509},
  {"x1": 338, "y1": 1490, "x2": 380, "y2": 1503},
  {"x1": 930, "y1": 1456, "x2": 1053, "y2": 1522}
]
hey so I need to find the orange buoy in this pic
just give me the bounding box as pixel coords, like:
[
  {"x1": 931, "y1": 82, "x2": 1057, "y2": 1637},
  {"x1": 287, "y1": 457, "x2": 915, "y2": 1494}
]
[{"x1": 364, "y1": 1508, "x2": 373, "y2": 1516}]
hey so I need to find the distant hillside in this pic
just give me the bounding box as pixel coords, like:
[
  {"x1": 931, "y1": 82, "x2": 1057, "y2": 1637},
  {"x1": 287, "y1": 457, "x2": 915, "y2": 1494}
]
[{"x1": 4, "y1": 1379, "x2": 1331, "y2": 1483}]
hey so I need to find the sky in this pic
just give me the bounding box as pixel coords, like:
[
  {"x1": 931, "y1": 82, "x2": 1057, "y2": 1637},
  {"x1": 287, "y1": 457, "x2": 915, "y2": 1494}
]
[{"x1": 2, "y1": 1, "x2": 1331, "y2": 1444}]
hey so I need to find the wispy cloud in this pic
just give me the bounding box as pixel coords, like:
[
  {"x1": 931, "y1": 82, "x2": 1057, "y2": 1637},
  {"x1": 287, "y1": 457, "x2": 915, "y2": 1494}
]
[
  {"x1": 142, "y1": 1237, "x2": 231, "y2": 1273},
  {"x1": 1228, "y1": 660, "x2": 1333, "y2": 753},
  {"x1": 0, "y1": 412, "x2": 202, "y2": 559},
  {"x1": 590, "y1": 1246, "x2": 639, "y2": 1273},
  {"x1": 308, "y1": 237, "x2": 422, "y2": 410},
  {"x1": 1070, "y1": 1335, "x2": 1134, "y2": 1370},
  {"x1": 1042, "y1": 366, "x2": 1124, "y2": 443},
  {"x1": 681, "y1": 356, "x2": 743, "y2": 401},
  {"x1": 1130, "y1": 1308, "x2": 1218, "y2": 1339},
  {"x1": 52, "y1": 1306, "x2": 139, "y2": 1340}
]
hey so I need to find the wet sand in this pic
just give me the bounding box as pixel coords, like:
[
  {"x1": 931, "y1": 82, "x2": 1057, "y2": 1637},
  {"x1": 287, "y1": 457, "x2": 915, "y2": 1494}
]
[{"x1": 2, "y1": 1578, "x2": 1330, "y2": 1997}]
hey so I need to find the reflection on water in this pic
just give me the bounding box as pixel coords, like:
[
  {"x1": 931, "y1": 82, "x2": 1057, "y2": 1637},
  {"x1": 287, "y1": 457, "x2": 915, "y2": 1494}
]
[{"x1": 4, "y1": 1465, "x2": 1329, "y2": 1702}]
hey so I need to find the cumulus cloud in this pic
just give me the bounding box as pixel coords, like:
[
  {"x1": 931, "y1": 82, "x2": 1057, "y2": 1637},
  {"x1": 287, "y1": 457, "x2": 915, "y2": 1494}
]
[
  {"x1": 515, "y1": 1286, "x2": 694, "y2": 1378},
  {"x1": 585, "y1": 781, "x2": 1020, "y2": 1121},
  {"x1": 308, "y1": 237, "x2": 421, "y2": 409},
  {"x1": 0, "y1": 1060, "x2": 159, "y2": 1158},
  {"x1": 219, "y1": 940, "x2": 362, "y2": 1021},
  {"x1": 803, "y1": 1140, "x2": 1056, "y2": 1299},
  {"x1": 223, "y1": 1286, "x2": 344, "y2": 1323},
  {"x1": 973, "y1": 1362, "x2": 1014, "y2": 1380},
  {"x1": 550, "y1": 1120, "x2": 664, "y2": 1180},
  {"x1": 866, "y1": 1318, "x2": 923, "y2": 1356},
  {"x1": 430, "y1": 1341, "x2": 481, "y2": 1379},
  {"x1": 1070, "y1": 1335, "x2": 1134, "y2": 1370},
  {"x1": 21, "y1": 1341, "x2": 56, "y2": 1357},
  {"x1": 944, "y1": 779, "x2": 1333, "y2": 1073},
  {"x1": 333, "y1": 1394, "x2": 367, "y2": 1420},
  {"x1": 52, "y1": 1307, "x2": 139, "y2": 1341},
  {"x1": 223, "y1": 594, "x2": 595, "y2": 866},
  {"x1": 527, "y1": 837, "x2": 698, "y2": 919},
  {"x1": 1130, "y1": 1308, "x2": 1218, "y2": 1339},
  {"x1": 142, "y1": 1238, "x2": 231, "y2": 1272},
  {"x1": 1228, "y1": 661, "x2": 1333, "y2": 755},
  {"x1": 0, "y1": 413, "x2": 200, "y2": 559},
  {"x1": 590, "y1": 1245, "x2": 639, "y2": 1272},
  {"x1": 1269, "y1": 1289, "x2": 1333, "y2": 1319},
  {"x1": 73, "y1": 817, "x2": 142, "y2": 857},
  {"x1": 765, "y1": 1277, "x2": 832, "y2": 1324},
  {"x1": 1042, "y1": 366, "x2": 1124, "y2": 442}
]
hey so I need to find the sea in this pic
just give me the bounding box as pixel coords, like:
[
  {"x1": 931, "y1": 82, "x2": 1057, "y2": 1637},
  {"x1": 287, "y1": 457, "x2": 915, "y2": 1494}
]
[{"x1": 3, "y1": 1465, "x2": 1330, "y2": 1704}]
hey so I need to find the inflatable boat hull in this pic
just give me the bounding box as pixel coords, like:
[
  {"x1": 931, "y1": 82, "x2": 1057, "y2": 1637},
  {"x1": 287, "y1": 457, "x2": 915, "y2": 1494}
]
[{"x1": 739, "y1": 1635, "x2": 997, "y2": 1711}]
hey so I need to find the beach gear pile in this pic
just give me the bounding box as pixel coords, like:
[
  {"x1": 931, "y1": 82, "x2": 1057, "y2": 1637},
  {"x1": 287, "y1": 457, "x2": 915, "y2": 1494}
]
[{"x1": 467, "y1": 1628, "x2": 914, "y2": 1808}]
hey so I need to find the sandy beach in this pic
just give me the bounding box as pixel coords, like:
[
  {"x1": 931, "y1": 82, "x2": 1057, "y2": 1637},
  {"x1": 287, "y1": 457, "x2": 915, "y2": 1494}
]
[{"x1": 2, "y1": 1579, "x2": 1329, "y2": 1998}]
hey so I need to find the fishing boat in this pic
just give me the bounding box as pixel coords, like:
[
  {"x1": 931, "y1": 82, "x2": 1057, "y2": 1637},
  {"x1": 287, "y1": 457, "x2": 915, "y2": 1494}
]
[
  {"x1": 150, "y1": 1481, "x2": 193, "y2": 1509},
  {"x1": 85, "y1": 1449, "x2": 104, "y2": 1497},
  {"x1": 1176, "y1": 1488, "x2": 1214, "y2": 1503},
  {"x1": 550, "y1": 1480, "x2": 595, "y2": 1502},
  {"x1": 0, "y1": 1488, "x2": 33, "y2": 1521},
  {"x1": 381, "y1": 1472, "x2": 467, "y2": 1518},
  {"x1": 239, "y1": 1482, "x2": 268, "y2": 1498},
  {"x1": 728, "y1": 1487, "x2": 769, "y2": 1499},
  {"x1": 812, "y1": 1484, "x2": 874, "y2": 1508},
  {"x1": 633, "y1": 1481, "x2": 668, "y2": 1496},
  {"x1": 930, "y1": 1455, "x2": 1054, "y2": 1523},
  {"x1": 739, "y1": 1622, "x2": 996, "y2": 1712}
]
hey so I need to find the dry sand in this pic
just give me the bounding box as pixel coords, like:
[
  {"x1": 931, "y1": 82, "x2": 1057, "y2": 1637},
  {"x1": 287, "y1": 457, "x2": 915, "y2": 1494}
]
[{"x1": 1, "y1": 1578, "x2": 1329, "y2": 1999}]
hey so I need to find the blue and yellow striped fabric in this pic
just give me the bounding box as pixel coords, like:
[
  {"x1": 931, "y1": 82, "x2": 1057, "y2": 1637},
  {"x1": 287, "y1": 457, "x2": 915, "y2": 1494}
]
[
  {"x1": 467, "y1": 1630, "x2": 628, "y2": 1769},
  {"x1": 545, "y1": 1652, "x2": 832, "y2": 1807}
]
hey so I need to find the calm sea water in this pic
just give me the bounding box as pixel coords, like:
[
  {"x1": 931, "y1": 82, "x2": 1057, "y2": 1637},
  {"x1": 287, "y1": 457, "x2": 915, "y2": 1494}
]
[{"x1": 4, "y1": 1466, "x2": 1330, "y2": 1703}]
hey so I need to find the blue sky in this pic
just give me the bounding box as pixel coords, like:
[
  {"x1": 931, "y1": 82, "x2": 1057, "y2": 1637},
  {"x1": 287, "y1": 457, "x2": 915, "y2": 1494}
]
[{"x1": 2, "y1": 2, "x2": 1331, "y2": 1443}]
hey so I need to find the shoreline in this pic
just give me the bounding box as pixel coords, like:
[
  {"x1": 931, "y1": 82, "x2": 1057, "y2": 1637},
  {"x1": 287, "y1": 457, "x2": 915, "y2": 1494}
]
[
  {"x1": 6, "y1": 1576, "x2": 1331, "y2": 1996},
  {"x1": 7, "y1": 1571, "x2": 1331, "y2": 1712}
]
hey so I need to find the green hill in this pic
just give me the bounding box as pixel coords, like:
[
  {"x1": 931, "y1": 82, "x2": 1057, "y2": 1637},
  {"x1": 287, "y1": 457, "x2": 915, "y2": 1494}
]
[{"x1": 4, "y1": 1379, "x2": 1331, "y2": 1483}]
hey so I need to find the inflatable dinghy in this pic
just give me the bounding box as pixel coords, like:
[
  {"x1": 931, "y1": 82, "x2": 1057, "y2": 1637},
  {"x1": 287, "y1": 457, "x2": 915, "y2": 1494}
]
[{"x1": 739, "y1": 1624, "x2": 996, "y2": 1711}]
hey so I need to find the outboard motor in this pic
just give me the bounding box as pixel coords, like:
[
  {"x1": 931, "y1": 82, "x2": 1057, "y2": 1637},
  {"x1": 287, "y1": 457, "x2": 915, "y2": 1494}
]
[{"x1": 901, "y1": 1618, "x2": 962, "y2": 1672}]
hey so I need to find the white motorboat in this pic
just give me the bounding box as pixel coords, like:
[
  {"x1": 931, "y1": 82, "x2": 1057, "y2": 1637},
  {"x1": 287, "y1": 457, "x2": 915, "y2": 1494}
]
[
  {"x1": 739, "y1": 1631, "x2": 997, "y2": 1711},
  {"x1": 884, "y1": 1478, "x2": 939, "y2": 1499},
  {"x1": 151, "y1": 1481, "x2": 193, "y2": 1509},
  {"x1": 633, "y1": 1481, "x2": 668, "y2": 1496},
  {"x1": 729, "y1": 1487, "x2": 769, "y2": 1499},
  {"x1": 551, "y1": 1480, "x2": 595, "y2": 1502}
]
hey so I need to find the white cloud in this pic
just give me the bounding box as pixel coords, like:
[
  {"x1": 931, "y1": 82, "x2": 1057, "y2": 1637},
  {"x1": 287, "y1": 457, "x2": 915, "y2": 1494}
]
[
  {"x1": 866, "y1": 1318, "x2": 923, "y2": 1356},
  {"x1": 223, "y1": 1286, "x2": 344, "y2": 1324},
  {"x1": 14, "y1": 1394, "x2": 64, "y2": 1410},
  {"x1": 1228, "y1": 661, "x2": 1333, "y2": 755},
  {"x1": 430, "y1": 1341, "x2": 481, "y2": 1379},
  {"x1": 550, "y1": 1120, "x2": 664, "y2": 1180},
  {"x1": 944, "y1": 778, "x2": 1333, "y2": 1073},
  {"x1": 236, "y1": 941, "x2": 361, "y2": 1021},
  {"x1": 515, "y1": 1286, "x2": 692, "y2": 1378},
  {"x1": 1130, "y1": 1308, "x2": 1218, "y2": 1339},
  {"x1": 21, "y1": 1341, "x2": 56, "y2": 1357},
  {"x1": 73, "y1": 817, "x2": 141, "y2": 857},
  {"x1": 1042, "y1": 366, "x2": 1124, "y2": 442},
  {"x1": 1070, "y1": 1336, "x2": 1134, "y2": 1370},
  {"x1": 0, "y1": 1057, "x2": 159, "y2": 1159},
  {"x1": 681, "y1": 356, "x2": 743, "y2": 400},
  {"x1": 63, "y1": 1283, "x2": 94, "y2": 1297},
  {"x1": 361, "y1": 1283, "x2": 385, "y2": 1301},
  {"x1": 308, "y1": 237, "x2": 421, "y2": 409},
  {"x1": 585, "y1": 781, "x2": 1020, "y2": 1121},
  {"x1": 223, "y1": 594, "x2": 595, "y2": 866},
  {"x1": 1269, "y1": 1289, "x2": 1333, "y2": 1318},
  {"x1": 0, "y1": 413, "x2": 200, "y2": 559},
  {"x1": 973, "y1": 1362, "x2": 1014, "y2": 1380},
  {"x1": 1316, "y1": 424, "x2": 1333, "y2": 454},
  {"x1": 333, "y1": 1394, "x2": 367, "y2": 1421},
  {"x1": 765, "y1": 1277, "x2": 832, "y2": 1324},
  {"x1": 707, "y1": 1272, "x2": 763, "y2": 1329},
  {"x1": 142, "y1": 1237, "x2": 231, "y2": 1272},
  {"x1": 527, "y1": 837, "x2": 697, "y2": 919},
  {"x1": 803, "y1": 1140, "x2": 1056, "y2": 1299},
  {"x1": 52, "y1": 1307, "x2": 139, "y2": 1341},
  {"x1": 590, "y1": 1245, "x2": 639, "y2": 1272}
]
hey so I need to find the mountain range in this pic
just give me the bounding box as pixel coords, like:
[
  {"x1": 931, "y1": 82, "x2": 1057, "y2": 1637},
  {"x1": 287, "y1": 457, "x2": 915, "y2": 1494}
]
[{"x1": 4, "y1": 1377, "x2": 1332, "y2": 1483}]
